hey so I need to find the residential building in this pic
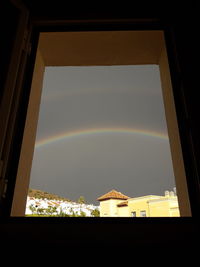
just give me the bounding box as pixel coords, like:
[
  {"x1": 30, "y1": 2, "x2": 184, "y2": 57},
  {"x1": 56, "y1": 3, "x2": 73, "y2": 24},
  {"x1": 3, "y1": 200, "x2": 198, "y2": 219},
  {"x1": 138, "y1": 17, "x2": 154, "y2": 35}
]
[{"x1": 97, "y1": 189, "x2": 180, "y2": 217}]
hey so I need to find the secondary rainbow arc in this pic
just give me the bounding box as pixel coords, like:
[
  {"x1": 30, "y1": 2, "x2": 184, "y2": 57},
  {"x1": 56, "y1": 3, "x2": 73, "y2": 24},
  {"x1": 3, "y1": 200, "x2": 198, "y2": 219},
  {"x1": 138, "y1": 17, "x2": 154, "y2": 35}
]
[{"x1": 35, "y1": 127, "x2": 168, "y2": 149}]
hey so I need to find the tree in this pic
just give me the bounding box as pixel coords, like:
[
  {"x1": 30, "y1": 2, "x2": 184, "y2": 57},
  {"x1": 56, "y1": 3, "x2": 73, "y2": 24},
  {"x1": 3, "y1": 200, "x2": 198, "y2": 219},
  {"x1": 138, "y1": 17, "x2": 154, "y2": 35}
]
[
  {"x1": 29, "y1": 204, "x2": 36, "y2": 215},
  {"x1": 80, "y1": 211, "x2": 86, "y2": 217},
  {"x1": 77, "y1": 196, "x2": 86, "y2": 204},
  {"x1": 91, "y1": 208, "x2": 100, "y2": 217},
  {"x1": 46, "y1": 205, "x2": 57, "y2": 216},
  {"x1": 37, "y1": 207, "x2": 45, "y2": 215}
]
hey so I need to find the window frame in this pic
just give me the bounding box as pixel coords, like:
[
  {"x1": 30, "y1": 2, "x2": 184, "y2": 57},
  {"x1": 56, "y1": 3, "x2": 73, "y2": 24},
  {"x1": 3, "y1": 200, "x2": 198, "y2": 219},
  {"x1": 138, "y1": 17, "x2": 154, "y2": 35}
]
[{"x1": 1, "y1": 17, "x2": 200, "y2": 219}]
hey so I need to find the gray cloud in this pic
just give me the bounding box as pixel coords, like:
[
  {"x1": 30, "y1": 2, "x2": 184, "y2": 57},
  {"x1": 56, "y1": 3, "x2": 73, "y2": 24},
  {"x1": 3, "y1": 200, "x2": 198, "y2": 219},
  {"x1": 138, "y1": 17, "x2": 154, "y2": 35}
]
[{"x1": 30, "y1": 65, "x2": 176, "y2": 203}]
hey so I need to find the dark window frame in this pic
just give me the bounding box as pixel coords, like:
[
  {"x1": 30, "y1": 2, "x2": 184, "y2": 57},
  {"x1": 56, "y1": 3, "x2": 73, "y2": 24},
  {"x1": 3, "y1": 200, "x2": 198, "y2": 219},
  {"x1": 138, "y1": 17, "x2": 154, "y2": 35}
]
[
  {"x1": 10, "y1": 19, "x2": 198, "y2": 216},
  {"x1": 3, "y1": 19, "x2": 199, "y2": 215},
  {"x1": 0, "y1": 3, "x2": 199, "y2": 251},
  {"x1": 0, "y1": 6, "x2": 199, "y2": 246}
]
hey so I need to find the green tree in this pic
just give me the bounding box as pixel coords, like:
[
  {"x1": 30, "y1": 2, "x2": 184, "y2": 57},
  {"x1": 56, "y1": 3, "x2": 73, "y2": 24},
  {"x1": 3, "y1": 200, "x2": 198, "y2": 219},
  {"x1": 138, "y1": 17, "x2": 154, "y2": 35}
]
[
  {"x1": 80, "y1": 211, "x2": 86, "y2": 217},
  {"x1": 46, "y1": 205, "x2": 57, "y2": 216},
  {"x1": 91, "y1": 208, "x2": 100, "y2": 217},
  {"x1": 77, "y1": 196, "x2": 86, "y2": 204},
  {"x1": 58, "y1": 208, "x2": 70, "y2": 217},
  {"x1": 37, "y1": 207, "x2": 45, "y2": 215},
  {"x1": 29, "y1": 204, "x2": 36, "y2": 215}
]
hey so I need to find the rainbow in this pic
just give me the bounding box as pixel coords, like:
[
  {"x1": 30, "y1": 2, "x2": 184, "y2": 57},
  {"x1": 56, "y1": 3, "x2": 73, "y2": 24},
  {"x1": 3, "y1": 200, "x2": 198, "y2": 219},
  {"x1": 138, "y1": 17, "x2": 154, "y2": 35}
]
[{"x1": 35, "y1": 127, "x2": 168, "y2": 149}]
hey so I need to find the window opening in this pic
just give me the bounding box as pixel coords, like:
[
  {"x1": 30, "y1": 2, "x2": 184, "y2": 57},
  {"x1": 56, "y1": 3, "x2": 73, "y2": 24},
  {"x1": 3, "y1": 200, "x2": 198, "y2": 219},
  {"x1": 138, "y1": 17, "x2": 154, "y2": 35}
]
[
  {"x1": 11, "y1": 30, "x2": 191, "y2": 217},
  {"x1": 140, "y1": 211, "x2": 147, "y2": 217},
  {"x1": 131, "y1": 212, "x2": 136, "y2": 217},
  {"x1": 26, "y1": 64, "x2": 179, "y2": 217}
]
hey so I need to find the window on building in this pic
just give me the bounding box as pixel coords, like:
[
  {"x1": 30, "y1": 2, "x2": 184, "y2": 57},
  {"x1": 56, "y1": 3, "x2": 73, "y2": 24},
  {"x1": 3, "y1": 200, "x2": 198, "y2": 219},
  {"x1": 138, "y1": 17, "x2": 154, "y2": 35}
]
[
  {"x1": 131, "y1": 212, "x2": 137, "y2": 217},
  {"x1": 140, "y1": 210, "x2": 147, "y2": 217}
]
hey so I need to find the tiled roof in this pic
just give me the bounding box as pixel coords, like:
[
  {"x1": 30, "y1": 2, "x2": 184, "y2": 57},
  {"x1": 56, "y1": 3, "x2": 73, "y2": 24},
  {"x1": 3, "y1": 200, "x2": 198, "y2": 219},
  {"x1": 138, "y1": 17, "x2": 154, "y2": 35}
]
[
  {"x1": 117, "y1": 201, "x2": 128, "y2": 207},
  {"x1": 97, "y1": 190, "x2": 130, "y2": 201}
]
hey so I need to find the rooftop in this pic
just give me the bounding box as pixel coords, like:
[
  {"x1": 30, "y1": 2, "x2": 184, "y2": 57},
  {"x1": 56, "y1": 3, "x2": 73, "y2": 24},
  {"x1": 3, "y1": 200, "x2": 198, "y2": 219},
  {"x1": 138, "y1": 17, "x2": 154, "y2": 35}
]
[
  {"x1": 117, "y1": 201, "x2": 128, "y2": 207},
  {"x1": 97, "y1": 190, "x2": 130, "y2": 201}
]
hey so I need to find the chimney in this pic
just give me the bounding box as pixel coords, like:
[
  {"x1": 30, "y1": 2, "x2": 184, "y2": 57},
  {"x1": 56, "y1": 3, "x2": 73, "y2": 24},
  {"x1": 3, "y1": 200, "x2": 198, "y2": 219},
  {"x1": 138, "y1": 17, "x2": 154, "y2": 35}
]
[{"x1": 165, "y1": 190, "x2": 169, "y2": 197}]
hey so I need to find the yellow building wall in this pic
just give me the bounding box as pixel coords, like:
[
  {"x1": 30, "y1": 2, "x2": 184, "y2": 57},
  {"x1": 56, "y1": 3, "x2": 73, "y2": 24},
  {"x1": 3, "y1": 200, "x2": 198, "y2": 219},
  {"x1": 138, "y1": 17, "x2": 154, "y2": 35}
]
[
  {"x1": 148, "y1": 200, "x2": 171, "y2": 217},
  {"x1": 149, "y1": 198, "x2": 180, "y2": 217},
  {"x1": 117, "y1": 206, "x2": 129, "y2": 217},
  {"x1": 128, "y1": 198, "x2": 150, "y2": 217},
  {"x1": 100, "y1": 199, "x2": 123, "y2": 217},
  {"x1": 127, "y1": 196, "x2": 159, "y2": 217},
  {"x1": 170, "y1": 207, "x2": 180, "y2": 217},
  {"x1": 99, "y1": 195, "x2": 180, "y2": 217},
  {"x1": 99, "y1": 200, "x2": 110, "y2": 217},
  {"x1": 127, "y1": 196, "x2": 180, "y2": 217},
  {"x1": 169, "y1": 199, "x2": 180, "y2": 217}
]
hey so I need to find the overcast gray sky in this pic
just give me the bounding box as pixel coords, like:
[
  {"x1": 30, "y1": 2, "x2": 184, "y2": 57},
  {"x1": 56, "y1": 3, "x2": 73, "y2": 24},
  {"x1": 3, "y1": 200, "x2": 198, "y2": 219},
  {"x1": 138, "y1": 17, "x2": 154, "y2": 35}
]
[{"x1": 29, "y1": 65, "x2": 176, "y2": 204}]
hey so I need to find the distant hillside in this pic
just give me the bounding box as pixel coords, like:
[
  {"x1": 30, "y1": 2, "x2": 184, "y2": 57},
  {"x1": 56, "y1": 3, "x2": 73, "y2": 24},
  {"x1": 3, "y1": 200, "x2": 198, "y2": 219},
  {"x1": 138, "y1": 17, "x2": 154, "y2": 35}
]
[{"x1": 28, "y1": 188, "x2": 71, "y2": 202}]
